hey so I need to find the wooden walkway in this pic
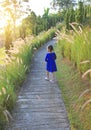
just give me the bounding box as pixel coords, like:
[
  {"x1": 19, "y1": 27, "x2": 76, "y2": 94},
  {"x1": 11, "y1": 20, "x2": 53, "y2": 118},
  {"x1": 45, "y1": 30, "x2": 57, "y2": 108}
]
[{"x1": 6, "y1": 38, "x2": 70, "y2": 130}]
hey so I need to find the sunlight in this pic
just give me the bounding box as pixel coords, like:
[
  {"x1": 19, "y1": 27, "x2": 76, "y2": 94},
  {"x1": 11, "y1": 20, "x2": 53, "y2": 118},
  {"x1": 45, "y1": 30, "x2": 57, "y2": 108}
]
[
  {"x1": 0, "y1": 18, "x2": 7, "y2": 28},
  {"x1": 0, "y1": 7, "x2": 19, "y2": 30},
  {"x1": 0, "y1": 0, "x2": 53, "y2": 29},
  {"x1": 0, "y1": 0, "x2": 30, "y2": 30},
  {"x1": 0, "y1": 5, "x2": 9, "y2": 29}
]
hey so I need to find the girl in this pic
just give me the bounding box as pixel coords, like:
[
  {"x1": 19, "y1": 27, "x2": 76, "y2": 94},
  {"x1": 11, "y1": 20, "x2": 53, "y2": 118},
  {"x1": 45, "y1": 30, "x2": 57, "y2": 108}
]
[{"x1": 45, "y1": 45, "x2": 57, "y2": 83}]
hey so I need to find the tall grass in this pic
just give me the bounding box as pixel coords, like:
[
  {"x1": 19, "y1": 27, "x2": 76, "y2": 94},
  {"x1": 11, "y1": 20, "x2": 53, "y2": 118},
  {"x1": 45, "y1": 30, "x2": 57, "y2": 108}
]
[
  {"x1": 57, "y1": 24, "x2": 91, "y2": 75},
  {"x1": 56, "y1": 24, "x2": 91, "y2": 130},
  {"x1": 55, "y1": 54, "x2": 91, "y2": 130},
  {"x1": 0, "y1": 28, "x2": 55, "y2": 129}
]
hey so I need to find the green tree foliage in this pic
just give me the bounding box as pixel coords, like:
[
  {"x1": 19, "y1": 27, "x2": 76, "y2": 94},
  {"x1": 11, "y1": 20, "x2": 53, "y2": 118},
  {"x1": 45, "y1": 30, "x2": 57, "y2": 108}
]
[
  {"x1": 85, "y1": 0, "x2": 91, "y2": 4},
  {"x1": 29, "y1": 12, "x2": 37, "y2": 34},
  {"x1": 65, "y1": 10, "x2": 70, "y2": 30},
  {"x1": 76, "y1": 1, "x2": 84, "y2": 23},
  {"x1": 43, "y1": 8, "x2": 50, "y2": 31},
  {"x1": 19, "y1": 10, "x2": 62, "y2": 37},
  {"x1": 65, "y1": 7, "x2": 75, "y2": 30},
  {"x1": 62, "y1": 1, "x2": 91, "y2": 30},
  {"x1": 86, "y1": 5, "x2": 91, "y2": 17},
  {"x1": 51, "y1": 0, "x2": 91, "y2": 29},
  {"x1": 69, "y1": 7, "x2": 75, "y2": 23},
  {"x1": 35, "y1": 16, "x2": 44, "y2": 35},
  {"x1": 19, "y1": 11, "x2": 37, "y2": 37},
  {"x1": 51, "y1": 0, "x2": 76, "y2": 10}
]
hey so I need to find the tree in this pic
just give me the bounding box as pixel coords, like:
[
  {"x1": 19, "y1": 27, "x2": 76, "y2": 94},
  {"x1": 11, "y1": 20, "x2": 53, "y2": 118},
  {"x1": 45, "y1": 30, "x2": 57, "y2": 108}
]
[
  {"x1": 64, "y1": 6, "x2": 75, "y2": 30},
  {"x1": 1, "y1": 0, "x2": 18, "y2": 52},
  {"x1": 19, "y1": 11, "x2": 37, "y2": 37},
  {"x1": 42, "y1": 8, "x2": 50, "y2": 30},
  {"x1": 48, "y1": 13, "x2": 62, "y2": 28},
  {"x1": 0, "y1": 0, "x2": 31, "y2": 51},
  {"x1": 1, "y1": 0, "x2": 20, "y2": 39},
  {"x1": 1, "y1": 0, "x2": 31, "y2": 37},
  {"x1": 84, "y1": 0, "x2": 91, "y2": 4},
  {"x1": 86, "y1": 5, "x2": 91, "y2": 17},
  {"x1": 35, "y1": 16, "x2": 44, "y2": 35},
  {"x1": 65, "y1": 9, "x2": 70, "y2": 30},
  {"x1": 51, "y1": 0, "x2": 76, "y2": 10},
  {"x1": 0, "y1": 0, "x2": 20, "y2": 51},
  {"x1": 76, "y1": 1, "x2": 84, "y2": 23},
  {"x1": 69, "y1": 7, "x2": 75, "y2": 24}
]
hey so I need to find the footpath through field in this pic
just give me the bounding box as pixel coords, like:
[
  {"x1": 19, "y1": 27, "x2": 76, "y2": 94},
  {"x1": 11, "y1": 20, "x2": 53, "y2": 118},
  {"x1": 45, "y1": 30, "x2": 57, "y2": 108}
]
[{"x1": 6, "y1": 38, "x2": 70, "y2": 130}]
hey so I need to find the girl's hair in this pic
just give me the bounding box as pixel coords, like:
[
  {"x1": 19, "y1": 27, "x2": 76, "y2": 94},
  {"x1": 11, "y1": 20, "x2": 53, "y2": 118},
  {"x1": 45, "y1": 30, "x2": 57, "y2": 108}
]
[{"x1": 47, "y1": 45, "x2": 53, "y2": 52}]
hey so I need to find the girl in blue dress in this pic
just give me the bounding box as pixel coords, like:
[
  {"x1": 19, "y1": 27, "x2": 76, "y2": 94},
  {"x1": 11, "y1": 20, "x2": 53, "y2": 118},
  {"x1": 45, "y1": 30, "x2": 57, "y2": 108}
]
[{"x1": 45, "y1": 45, "x2": 57, "y2": 83}]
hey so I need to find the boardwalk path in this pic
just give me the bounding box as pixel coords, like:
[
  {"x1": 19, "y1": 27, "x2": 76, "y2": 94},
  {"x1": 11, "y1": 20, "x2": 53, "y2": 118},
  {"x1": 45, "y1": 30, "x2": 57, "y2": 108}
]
[{"x1": 6, "y1": 38, "x2": 70, "y2": 130}]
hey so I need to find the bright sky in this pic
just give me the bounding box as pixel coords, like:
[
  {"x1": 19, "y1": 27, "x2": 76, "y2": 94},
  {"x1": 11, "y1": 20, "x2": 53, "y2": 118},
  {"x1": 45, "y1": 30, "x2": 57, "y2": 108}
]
[{"x1": 29, "y1": 0, "x2": 53, "y2": 15}]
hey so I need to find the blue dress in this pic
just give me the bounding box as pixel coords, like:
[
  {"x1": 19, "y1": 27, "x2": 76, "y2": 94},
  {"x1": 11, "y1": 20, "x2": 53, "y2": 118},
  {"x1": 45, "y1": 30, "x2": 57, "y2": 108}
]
[{"x1": 45, "y1": 52, "x2": 57, "y2": 72}]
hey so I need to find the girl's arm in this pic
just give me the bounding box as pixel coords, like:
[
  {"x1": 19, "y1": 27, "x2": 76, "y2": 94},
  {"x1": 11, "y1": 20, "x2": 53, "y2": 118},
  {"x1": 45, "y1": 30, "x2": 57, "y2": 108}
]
[
  {"x1": 45, "y1": 54, "x2": 48, "y2": 62},
  {"x1": 54, "y1": 53, "x2": 57, "y2": 60}
]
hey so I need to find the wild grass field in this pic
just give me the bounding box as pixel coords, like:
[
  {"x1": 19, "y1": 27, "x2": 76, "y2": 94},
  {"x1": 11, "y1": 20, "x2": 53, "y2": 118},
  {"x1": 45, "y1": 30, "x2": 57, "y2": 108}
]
[{"x1": 55, "y1": 24, "x2": 91, "y2": 130}]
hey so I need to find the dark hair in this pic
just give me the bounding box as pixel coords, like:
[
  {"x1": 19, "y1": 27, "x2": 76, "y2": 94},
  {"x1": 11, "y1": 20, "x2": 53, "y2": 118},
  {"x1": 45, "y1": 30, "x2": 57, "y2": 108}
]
[{"x1": 47, "y1": 45, "x2": 53, "y2": 52}]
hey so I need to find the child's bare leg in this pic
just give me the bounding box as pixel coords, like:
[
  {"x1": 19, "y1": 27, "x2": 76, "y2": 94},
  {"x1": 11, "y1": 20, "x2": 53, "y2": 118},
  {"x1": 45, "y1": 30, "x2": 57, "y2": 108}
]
[
  {"x1": 50, "y1": 72, "x2": 55, "y2": 83},
  {"x1": 51, "y1": 72, "x2": 55, "y2": 81},
  {"x1": 46, "y1": 71, "x2": 49, "y2": 78},
  {"x1": 45, "y1": 71, "x2": 49, "y2": 80}
]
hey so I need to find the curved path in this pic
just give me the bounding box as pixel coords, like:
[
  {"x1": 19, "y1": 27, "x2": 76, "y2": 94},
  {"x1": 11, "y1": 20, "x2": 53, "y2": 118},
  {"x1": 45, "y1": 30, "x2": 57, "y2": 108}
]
[{"x1": 6, "y1": 38, "x2": 70, "y2": 130}]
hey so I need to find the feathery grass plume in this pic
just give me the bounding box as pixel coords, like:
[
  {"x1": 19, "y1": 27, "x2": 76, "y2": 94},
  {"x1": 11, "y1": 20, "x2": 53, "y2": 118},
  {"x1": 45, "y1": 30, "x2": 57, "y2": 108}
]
[
  {"x1": 82, "y1": 69, "x2": 91, "y2": 78},
  {"x1": 8, "y1": 48, "x2": 19, "y2": 54},
  {"x1": 78, "y1": 89, "x2": 91, "y2": 100},
  {"x1": 69, "y1": 23, "x2": 80, "y2": 35},
  {"x1": 55, "y1": 30, "x2": 61, "y2": 38},
  {"x1": 81, "y1": 100, "x2": 91, "y2": 111},
  {"x1": 16, "y1": 57, "x2": 22, "y2": 64},
  {"x1": 3, "y1": 109, "x2": 13, "y2": 122},
  {"x1": 4, "y1": 55, "x2": 12, "y2": 64},
  {"x1": 0, "y1": 91, "x2": 2, "y2": 96},
  {"x1": 80, "y1": 60, "x2": 91, "y2": 64},
  {"x1": 10, "y1": 56, "x2": 16, "y2": 60},
  {"x1": 69, "y1": 22, "x2": 83, "y2": 35},
  {"x1": 57, "y1": 31, "x2": 74, "y2": 44},
  {"x1": 62, "y1": 35, "x2": 73, "y2": 43},
  {"x1": 73, "y1": 88, "x2": 91, "y2": 112},
  {"x1": 2, "y1": 87, "x2": 6, "y2": 95},
  {"x1": 24, "y1": 65, "x2": 28, "y2": 72},
  {"x1": 79, "y1": 26, "x2": 83, "y2": 33},
  {"x1": 6, "y1": 95, "x2": 10, "y2": 102}
]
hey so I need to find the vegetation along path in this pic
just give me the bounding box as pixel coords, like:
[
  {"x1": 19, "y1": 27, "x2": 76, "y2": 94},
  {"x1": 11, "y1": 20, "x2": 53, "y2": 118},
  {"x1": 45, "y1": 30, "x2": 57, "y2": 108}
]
[{"x1": 6, "y1": 38, "x2": 70, "y2": 130}]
